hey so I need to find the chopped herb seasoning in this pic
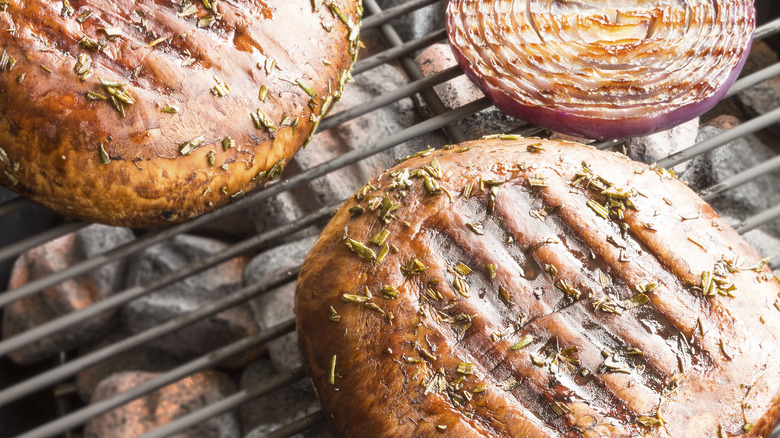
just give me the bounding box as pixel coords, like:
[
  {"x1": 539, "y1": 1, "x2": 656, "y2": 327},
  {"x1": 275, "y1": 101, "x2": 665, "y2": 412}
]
[
  {"x1": 263, "y1": 57, "x2": 276, "y2": 74},
  {"x1": 211, "y1": 77, "x2": 231, "y2": 96},
  {"x1": 526, "y1": 143, "x2": 544, "y2": 152},
  {"x1": 396, "y1": 147, "x2": 433, "y2": 163},
  {"x1": 179, "y1": 136, "x2": 204, "y2": 155},
  {"x1": 637, "y1": 415, "x2": 666, "y2": 427},
  {"x1": 327, "y1": 306, "x2": 340, "y2": 322},
  {"x1": 533, "y1": 338, "x2": 580, "y2": 374},
  {"x1": 462, "y1": 182, "x2": 473, "y2": 199},
  {"x1": 100, "y1": 78, "x2": 135, "y2": 115},
  {"x1": 378, "y1": 196, "x2": 399, "y2": 223},
  {"x1": 325, "y1": 1, "x2": 349, "y2": 25},
  {"x1": 466, "y1": 221, "x2": 484, "y2": 235},
  {"x1": 258, "y1": 85, "x2": 269, "y2": 102},
  {"x1": 498, "y1": 286, "x2": 511, "y2": 306},
  {"x1": 197, "y1": 15, "x2": 216, "y2": 28},
  {"x1": 550, "y1": 401, "x2": 571, "y2": 416},
  {"x1": 369, "y1": 229, "x2": 390, "y2": 247},
  {"x1": 593, "y1": 294, "x2": 622, "y2": 314},
  {"x1": 497, "y1": 376, "x2": 519, "y2": 391},
  {"x1": 98, "y1": 143, "x2": 111, "y2": 165},
  {"x1": 530, "y1": 205, "x2": 563, "y2": 222},
  {"x1": 555, "y1": 279, "x2": 581, "y2": 300},
  {"x1": 161, "y1": 104, "x2": 179, "y2": 114},
  {"x1": 381, "y1": 285, "x2": 399, "y2": 299},
  {"x1": 511, "y1": 334, "x2": 534, "y2": 350},
  {"x1": 146, "y1": 35, "x2": 171, "y2": 48},
  {"x1": 348, "y1": 205, "x2": 364, "y2": 215},
  {"x1": 61, "y1": 0, "x2": 74, "y2": 17},
  {"x1": 251, "y1": 109, "x2": 277, "y2": 133},
  {"x1": 621, "y1": 292, "x2": 650, "y2": 310},
  {"x1": 79, "y1": 36, "x2": 104, "y2": 52},
  {"x1": 0, "y1": 50, "x2": 14, "y2": 72},
  {"x1": 364, "y1": 302, "x2": 385, "y2": 314},
  {"x1": 454, "y1": 262, "x2": 472, "y2": 276},
  {"x1": 206, "y1": 150, "x2": 216, "y2": 166},
  {"x1": 636, "y1": 281, "x2": 659, "y2": 293},
  {"x1": 0, "y1": 147, "x2": 9, "y2": 167},
  {"x1": 74, "y1": 53, "x2": 93, "y2": 81},
  {"x1": 587, "y1": 199, "x2": 610, "y2": 219},
  {"x1": 354, "y1": 182, "x2": 376, "y2": 200},
  {"x1": 297, "y1": 79, "x2": 316, "y2": 97},
  {"x1": 453, "y1": 277, "x2": 470, "y2": 297},
  {"x1": 86, "y1": 91, "x2": 107, "y2": 100},
  {"x1": 681, "y1": 211, "x2": 700, "y2": 221},
  {"x1": 375, "y1": 244, "x2": 390, "y2": 263},
  {"x1": 423, "y1": 368, "x2": 447, "y2": 395},
  {"x1": 179, "y1": 1, "x2": 198, "y2": 16},
  {"x1": 402, "y1": 258, "x2": 427, "y2": 276},
  {"x1": 328, "y1": 355, "x2": 337, "y2": 385},
  {"x1": 528, "y1": 175, "x2": 548, "y2": 187},
  {"x1": 4, "y1": 170, "x2": 17, "y2": 186},
  {"x1": 346, "y1": 239, "x2": 375, "y2": 262},
  {"x1": 456, "y1": 362, "x2": 474, "y2": 375},
  {"x1": 101, "y1": 26, "x2": 123, "y2": 38},
  {"x1": 599, "y1": 354, "x2": 631, "y2": 374},
  {"x1": 719, "y1": 339, "x2": 733, "y2": 360},
  {"x1": 487, "y1": 263, "x2": 497, "y2": 279}
]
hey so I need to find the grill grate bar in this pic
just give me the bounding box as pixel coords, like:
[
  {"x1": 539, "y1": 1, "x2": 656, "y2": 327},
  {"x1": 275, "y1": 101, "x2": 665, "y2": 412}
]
[
  {"x1": 725, "y1": 61, "x2": 780, "y2": 99},
  {"x1": 701, "y1": 154, "x2": 780, "y2": 201},
  {"x1": 0, "y1": 202, "x2": 334, "y2": 363},
  {"x1": 735, "y1": 203, "x2": 780, "y2": 234},
  {"x1": 361, "y1": 0, "x2": 441, "y2": 30},
  {"x1": 319, "y1": 65, "x2": 461, "y2": 131},
  {"x1": 261, "y1": 411, "x2": 327, "y2": 438},
  {"x1": 353, "y1": 28, "x2": 447, "y2": 75},
  {"x1": 0, "y1": 196, "x2": 29, "y2": 217},
  {"x1": 0, "y1": 221, "x2": 86, "y2": 265},
  {"x1": 15, "y1": 324, "x2": 301, "y2": 438},
  {"x1": 755, "y1": 17, "x2": 780, "y2": 40},
  {"x1": 657, "y1": 106, "x2": 780, "y2": 169},
  {"x1": 0, "y1": 266, "x2": 299, "y2": 407},
  {"x1": 367, "y1": 0, "x2": 466, "y2": 143},
  {"x1": 137, "y1": 366, "x2": 308, "y2": 438}
]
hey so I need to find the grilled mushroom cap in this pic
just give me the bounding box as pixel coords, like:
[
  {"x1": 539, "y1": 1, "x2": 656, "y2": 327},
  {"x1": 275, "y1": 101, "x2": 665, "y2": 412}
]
[
  {"x1": 0, "y1": 0, "x2": 361, "y2": 227},
  {"x1": 297, "y1": 137, "x2": 780, "y2": 438}
]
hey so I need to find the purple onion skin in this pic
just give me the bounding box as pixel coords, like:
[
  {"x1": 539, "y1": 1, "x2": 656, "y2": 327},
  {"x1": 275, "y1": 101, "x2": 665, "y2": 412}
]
[{"x1": 447, "y1": 2, "x2": 756, "y2": 141}]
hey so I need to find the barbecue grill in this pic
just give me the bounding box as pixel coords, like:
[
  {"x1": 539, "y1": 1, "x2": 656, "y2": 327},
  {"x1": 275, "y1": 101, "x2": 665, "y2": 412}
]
[{"x1": 1, "y1": 0, "x2": 780, "y2": 436}]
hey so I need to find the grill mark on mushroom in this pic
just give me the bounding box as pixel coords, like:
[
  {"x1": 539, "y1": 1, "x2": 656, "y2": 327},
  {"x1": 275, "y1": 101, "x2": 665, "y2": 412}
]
[
  {"x1": 514, "y1": 175, "x2": 719, "y2": 371},
  {"x1": 417, "y1": 195, "x2": 658, "y2": 428}
]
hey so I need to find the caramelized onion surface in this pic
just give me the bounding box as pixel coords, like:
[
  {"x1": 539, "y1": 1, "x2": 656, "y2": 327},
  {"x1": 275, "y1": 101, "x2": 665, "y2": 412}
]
[{"x1": 447, "y1": 0, "x2": 755, "y2": 139}]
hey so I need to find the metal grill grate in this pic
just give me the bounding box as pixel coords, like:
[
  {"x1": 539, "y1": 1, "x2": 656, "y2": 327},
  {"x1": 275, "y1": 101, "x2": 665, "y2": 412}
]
[{"x1": 1, "y1": 1, "x2": 780, "y2": 437}]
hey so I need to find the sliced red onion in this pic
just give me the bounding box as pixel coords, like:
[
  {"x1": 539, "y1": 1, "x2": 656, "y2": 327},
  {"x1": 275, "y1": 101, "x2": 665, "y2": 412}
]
[{"x1": 447, "y1": 0, "x2": 755, "y2": 140}]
